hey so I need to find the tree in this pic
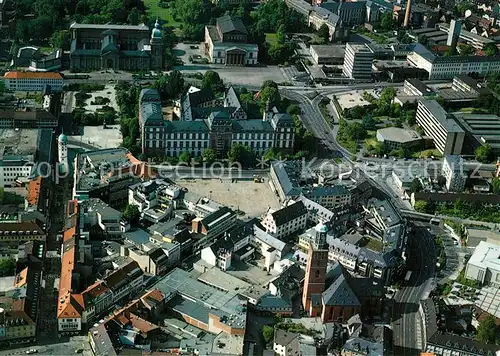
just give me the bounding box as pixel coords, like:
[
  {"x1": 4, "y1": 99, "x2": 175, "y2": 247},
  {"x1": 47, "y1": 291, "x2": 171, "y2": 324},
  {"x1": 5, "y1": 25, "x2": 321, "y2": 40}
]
[
  {"x1": 484, "y1": 43, "x2": 499, "y2": 57},
  {"x1": 227, "y1": 144, "x2": 255, "y2": 167},
  {"x1": 317, "y1": 23, "x2": 330, "y2": 43},
  {"x1": 276, "y1": 24, "x2": 286, "y2": 45},
  {"x1": 475, "y1": 144, "x2": 493, "y2": 163},
  {"x1": 50, "y1": 30, "x2": 70, "y2": 49},
  {"x1": 492, "y1": 177, "x2": 500, "y2": 194},
  {"x1": 260, "y1": 86, "x2": 280, "y2": 108},
  {"x1": 123, "y1": 204, "x2": 141, "y2": 225},
  {"x1": 458, "y1": 43, "x2": 475, "y2": 56},
  {"x1": 262, "y1": 325, "x2": 274, "y2": 344},
  {"x1": 410, "y1": 178, "x2": 423, "y2": 193},
  {"x1": 380, "y1": 12, "x2": 395, "y2": 30},
  {"x1": 179, "y1": 151, "x2": 192, "y2": 163},
  {"x1": 476, "y1": 314, "x2": 498, "y2": 344},
  {"x1": 414, "y1": 200, "x2": 429, "y2": 213},
  {"x1": 0, "y1": 258, "x2": 15, "y2": 277},
  {"x1": 127, "y1": 7, "x2": 140, "y2": 25},
  {"x1": 261, "y1": 80, "x2": 278, "y2": 90},
  {"x1": 202, "y1": 71, "x2": 224, "y2": 94},
  {"x1": 380, "y1": 87, "x2": 396, "y2": 104},
  {"x1": 202, "y1": 148, "x2": 217, "y2": 165},
  {"x1": 287, "y1": 104, "x2": 300, "y2": 115}
]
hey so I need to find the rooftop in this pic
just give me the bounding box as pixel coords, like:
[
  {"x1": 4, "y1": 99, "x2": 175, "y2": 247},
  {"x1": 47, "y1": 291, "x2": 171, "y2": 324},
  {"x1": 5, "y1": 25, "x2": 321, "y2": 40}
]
[
  {"x1": 467, "y1": 241, "x2": 500, "y2": 273},
  {"x1": 70, "y1": 22, "x2": 149, "y2": 31},
  {"x1": 418, "y1": 99, "x2": 465, "y2": 133},
  {"x1": 310, "y1": 44, "x2": 345, "y2": 58},
  {"x1": 274, "y1": 329, "x2": 299, "y2": 347},
  {"x1": 4, "y1": 71, "x2": 63, "y2": 80},
  {"x1": 376, "y1": 127, "x2": 422, "y2": 144}
]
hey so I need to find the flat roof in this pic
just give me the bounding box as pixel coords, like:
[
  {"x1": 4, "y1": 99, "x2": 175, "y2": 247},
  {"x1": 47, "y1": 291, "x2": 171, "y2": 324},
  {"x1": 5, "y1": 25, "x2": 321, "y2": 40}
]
[
  {"x1": 377, "y1": 127, "x2": 422, "y2": 143},
  {"x1": 405, "y1": 78, "x2": 434, "y2": 94},
  {"x1": 418, "y1": 99, "x2": 464, "y2": 133},
  {"x1": 347, "y1": 43, "x2": 371, "y2": 53},
  {"x1": 468, "y1": 241, "x2": 500, "y2": 272},
  {"x1": 454, "y1": 113, "x2": 500, "y2": 135},
  {"x1": 310, "y1": 45, "x2": 345, "y2": 58},
  {"x1": 70, "y1": 22, "x2": 149, "y2": 31}
]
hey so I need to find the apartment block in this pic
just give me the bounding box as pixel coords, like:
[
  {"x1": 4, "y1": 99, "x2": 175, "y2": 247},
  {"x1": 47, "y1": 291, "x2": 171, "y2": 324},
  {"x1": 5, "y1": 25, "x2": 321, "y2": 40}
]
[
  {"x1": 343, "y1": 43, "x2": 373, "y2": 79},
  {"x1": 262, "y1": 201, "x2": 308, "y2": 240},
  {"x1": 442, "y1": 155, "x2": 466, "y2": 192},
  {"x1": 416, "y1": 99, "x2": 464, "y2": 155}
]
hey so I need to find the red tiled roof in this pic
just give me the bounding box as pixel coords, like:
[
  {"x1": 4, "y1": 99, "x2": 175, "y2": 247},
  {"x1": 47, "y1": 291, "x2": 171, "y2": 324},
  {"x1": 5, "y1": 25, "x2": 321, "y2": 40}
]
[
  {"x1": 82, "y1": 280, "x2": 109, "y2": 299},
  {"x1": 26, "y1": 177, "x2": 42, "y2": 207},
  {"x1": 4, "y1": 71, "x2": 63, "y2": 80}
]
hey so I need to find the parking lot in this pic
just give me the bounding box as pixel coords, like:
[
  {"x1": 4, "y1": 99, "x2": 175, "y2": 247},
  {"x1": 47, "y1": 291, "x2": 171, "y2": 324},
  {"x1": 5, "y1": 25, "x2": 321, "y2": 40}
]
[{"x1": 176, "y1": 177, "x2": 281, "y2": 218}]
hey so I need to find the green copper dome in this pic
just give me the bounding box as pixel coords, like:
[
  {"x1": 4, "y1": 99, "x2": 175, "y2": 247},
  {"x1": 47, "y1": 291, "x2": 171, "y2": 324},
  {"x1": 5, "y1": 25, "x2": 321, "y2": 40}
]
[{"x1": 58, "y1": 133, "x2": 68, "y2": 144}]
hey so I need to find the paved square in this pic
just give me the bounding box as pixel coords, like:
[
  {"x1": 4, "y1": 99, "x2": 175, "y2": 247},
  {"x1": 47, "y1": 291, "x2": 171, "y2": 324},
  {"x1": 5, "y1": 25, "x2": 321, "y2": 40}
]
[{"x1": 176, "y1": 177, "x2": 280, "y2": 218}]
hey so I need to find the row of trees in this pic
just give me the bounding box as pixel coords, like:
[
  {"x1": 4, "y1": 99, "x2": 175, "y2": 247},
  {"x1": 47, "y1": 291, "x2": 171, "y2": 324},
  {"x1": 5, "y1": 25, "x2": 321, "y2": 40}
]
[{"x1": 14, "y1": 0, "x2": 147, "y2": 43}]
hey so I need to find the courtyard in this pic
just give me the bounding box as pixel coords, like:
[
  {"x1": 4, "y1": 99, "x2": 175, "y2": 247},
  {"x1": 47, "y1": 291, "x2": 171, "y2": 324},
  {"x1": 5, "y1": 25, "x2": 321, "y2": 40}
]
[{"x1": 176, "y1": 177, "x2": 280, "y2": 218}]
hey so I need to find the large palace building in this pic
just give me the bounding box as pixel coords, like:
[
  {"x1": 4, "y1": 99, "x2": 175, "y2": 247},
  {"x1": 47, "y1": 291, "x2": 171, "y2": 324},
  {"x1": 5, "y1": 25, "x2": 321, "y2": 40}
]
[{"x1": 69, "y1": 21, "x2": 163, "y2": 71}]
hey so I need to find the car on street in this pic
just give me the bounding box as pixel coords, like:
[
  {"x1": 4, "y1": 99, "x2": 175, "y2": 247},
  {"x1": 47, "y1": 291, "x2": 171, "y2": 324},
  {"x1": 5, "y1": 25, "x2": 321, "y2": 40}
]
[{"x1": 26, "y1": 350, "x2": 38, "y2": 354}]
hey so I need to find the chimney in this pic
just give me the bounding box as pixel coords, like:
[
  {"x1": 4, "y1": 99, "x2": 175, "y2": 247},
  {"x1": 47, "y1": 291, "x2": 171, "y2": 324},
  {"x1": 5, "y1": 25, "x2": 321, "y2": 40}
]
[{"x1": 403, "y1": 0, "x2": 412, "y2": 28}]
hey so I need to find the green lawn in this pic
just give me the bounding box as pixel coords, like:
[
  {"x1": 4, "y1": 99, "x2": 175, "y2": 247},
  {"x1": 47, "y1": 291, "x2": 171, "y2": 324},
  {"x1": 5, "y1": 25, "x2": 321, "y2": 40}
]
[
  {"x1": 143, "y1": 0, "x2": 182, "y2": 28},
  {"x1": 411, "y1": 148, "x2": 442, "y2": 159},
  {"x1": 265, "y1": 33, "x2": 278, "y2": 46}
]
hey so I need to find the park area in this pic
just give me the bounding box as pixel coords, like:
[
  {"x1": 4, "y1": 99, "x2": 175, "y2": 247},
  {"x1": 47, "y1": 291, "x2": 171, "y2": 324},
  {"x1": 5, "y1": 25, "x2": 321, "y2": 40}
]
[{"x1": 176, "y1": 177, "x2": 281, "y2": 218}]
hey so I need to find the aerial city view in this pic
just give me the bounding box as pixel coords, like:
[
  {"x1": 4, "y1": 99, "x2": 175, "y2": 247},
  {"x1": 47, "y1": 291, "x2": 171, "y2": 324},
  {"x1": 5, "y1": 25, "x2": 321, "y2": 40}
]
[{"x1": 1, "y1": 0, "x2": 500, "y2": 355}]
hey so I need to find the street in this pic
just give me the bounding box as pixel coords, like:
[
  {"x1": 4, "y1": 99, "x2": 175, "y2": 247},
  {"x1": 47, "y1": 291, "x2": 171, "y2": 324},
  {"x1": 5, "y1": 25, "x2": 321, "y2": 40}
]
[{"x1": 392, "y1": 224, "x2": 437, "y2": 355}]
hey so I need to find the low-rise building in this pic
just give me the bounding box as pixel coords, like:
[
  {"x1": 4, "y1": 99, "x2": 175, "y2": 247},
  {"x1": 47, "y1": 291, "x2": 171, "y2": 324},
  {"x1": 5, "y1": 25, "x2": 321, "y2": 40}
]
[
  {"x1": 403, "y1": 78, "x2": 434, "y2": 97},
  {"x1": 3, "y1": 71, "x2": 63, "y2": 92},
  {"x1": 309, "y1": 45, "x2": 345, "y2": 65},
  {"x1": 84, "y1": 198, "x2": 124, "y2": 237},
  {"x1": 416, "y1": 99, "x2": 465, "y2": 155},
  {"x1": 442, "y1": 155, "x2": 466, "y2": 192},
  {"x1": 191, "y1": 207, "x2": 237, "y2": 251},
  {"x1": 465, "y1": 241, "x2": 500, "y2": 286},
  {"x1": 261, "y1": 201, "x2": 307, "y2": 240},
  {"x1": 0, "y1": 221, "x2": 45, "y2": 246},
  {"x1": 454, "y1": 113, "x2": 500, "y2": 155},
  {"x1": 376, "y1": 127, "x2": 422, "y2": 151},
  {"x1": 0, "y1": 110, "x2": 58, "y2": 129},
  {"x1": 273, "y1": 329, "x2": 300, "y2": 356},
  {"x1": 0, "y1": 153, "x2": 34, "y2": 187}
]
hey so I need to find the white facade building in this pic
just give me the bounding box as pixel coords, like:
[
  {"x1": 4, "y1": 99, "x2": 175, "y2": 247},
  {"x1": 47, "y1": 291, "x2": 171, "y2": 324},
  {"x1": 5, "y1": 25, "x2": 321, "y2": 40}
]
[
  {"x1": 3, "y1": 71, "x2": 64, "y2": 92},
  {"x1": 465, "y1": 241, "x2": 500, "y2": 286},
  {"x1": 0, "y1": 154, "x2": 34, "y2": 187},
  {"x1": 416, "y1": 99, "x2": 465, "y2": 155},
  {"x1": 442, "y1": 155, "x2": 466, "y2": 192},
  {"x1": 343, "y1": 43, "x2": 373, "y2": 79},
  {"x1": 273, "y1": 329, "x2": 300, "y2": 356},
  {"x1": 262, "y1": 201, "x2": 308, "y2": 240}
]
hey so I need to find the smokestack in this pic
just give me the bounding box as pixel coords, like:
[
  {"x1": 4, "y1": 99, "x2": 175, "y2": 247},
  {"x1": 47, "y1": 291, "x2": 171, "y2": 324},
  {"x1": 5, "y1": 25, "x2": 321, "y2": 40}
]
[{"x1": 403, "y1": 0, "x2": 412, "y2": 28}]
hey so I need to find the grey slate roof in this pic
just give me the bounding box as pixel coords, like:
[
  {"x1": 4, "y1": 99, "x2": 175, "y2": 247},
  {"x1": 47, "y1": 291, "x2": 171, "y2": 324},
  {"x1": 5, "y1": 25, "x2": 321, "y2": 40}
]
[
  {"x1": 233, "y1": 119, "x2": 273, "y2": 132},
  {"x1": 271, "y1": 201, "x2": 307, "y2": 226},
  {"x1": 217, "y1": 15, "x2": 248, "y2": 35},
  {"x1": 274, "y1": 329, "x2": 299, "y2": 347},
  {"x1": 165, "y1": 120, "x2": 209, "y2": 133},
  {"x1": 322, "y1": 274, "x2": 361, "y2": 307}
]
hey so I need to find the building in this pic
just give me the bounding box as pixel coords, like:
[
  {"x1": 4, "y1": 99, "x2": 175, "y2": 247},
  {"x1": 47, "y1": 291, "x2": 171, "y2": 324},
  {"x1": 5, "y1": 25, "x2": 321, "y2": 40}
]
[
  {"x1": 308, "y1": 6, "x2": 346, "y2": 42},
  {"x1": 293, "y1": 195, "x2": 336, "y2": 224},
  {"x1": 270, "y1": 160, "x2": 352, "y2": 208},
  {"x1": 191, "y1": 207, "x2": 237, "y2": 251},
  {"x1": 3, "y1": 71, "x2": 63, "y2": 92},
  {"x1": 376, "y1": 127, "x2": 422, "y2": 151},
  {"x1": 0, "y1": 152, "x2": 34, "y2": 187},
  {"x1": 0, "y1": 109, "x2": 58, "y2": 129},
  {"x1": 442, "y1": 155, "x2": 466, "y2": 192},
  {"x1": 139, "y1": 88, "x2": 295, "y2": 157},
  {"x1": 11, "y1": 46, "x2": 62, "y2": 72},
  {"x1": 69, "y1": 21, "x2": 163, "y2": 71},
  {"x1": 84, "y1": 198, "x2": 124, "y2": 237},
  {"x1": 453, "y1": 113, "x2": 500, "y2": 155},
  {"x1": 204, "y1": 15, "x2": 258, "y2": 65},
  {"x1": 416, "y1": 99, "x2": 465, "y2": 155},
  {"x1": 407, "y1": 47, "x2": 500, "y2": 79},
  {"x1": 273, "y1": 329, "x2": 300, "y2": 356},
  {"x1": 403, "y1": 79, "x2": 434, "y2": 97},
  {"x1": 152, "y1": 268, "x2": 247, "y2": 338},
  {"x1": 439, "y1": 75, "x2": 491, "y2": 102},
  {"x1": 261, "y1": 201, "x2": 308, "y2": 240},
  {"x1": 343, "y1": 43, "x2": 373, "y2": 80},
  {"x1": 321, "y1": 1, "x2": 367, "y2": 26},
  {"x1": 72, "y1": 148, "x2": 149, "y2": 206},
  {"x1": 438, "y1": 22, "x2": 495, "y2": 50},
  {"x1": 0, "y1": 222, "x2": 45, "y2": 246},
  {"x1": 447, "y1": 19, "x2": 463, "y2": 49},
  {"x1": 465, "y1": 241, "x2": 500, "y2": 286},
  {"x1": 309, "y1": 45, "x2": 345, "y2": 65}
]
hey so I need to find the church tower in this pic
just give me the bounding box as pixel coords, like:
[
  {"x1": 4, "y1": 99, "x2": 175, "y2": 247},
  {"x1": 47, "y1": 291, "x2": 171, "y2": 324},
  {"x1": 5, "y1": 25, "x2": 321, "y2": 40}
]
[
  {"x1": 150, "y1": 19, "x2": 164, "y2": 70},
  {"x1": 302, "y1": 222, "x2": 329, "y2": 316}
]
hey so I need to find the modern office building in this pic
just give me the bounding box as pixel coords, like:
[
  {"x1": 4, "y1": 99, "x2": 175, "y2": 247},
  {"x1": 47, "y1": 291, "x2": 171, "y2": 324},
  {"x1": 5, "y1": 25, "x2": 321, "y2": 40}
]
[
  {"x1": 69, "y1": 21, "x2": 163, "y2": 71},
  {"x1": 0, "y1": 153, "x2": 34, "y2": 187},
  {"x1": 416, "y1": 99, "x2": 465, "y2": 155},
  {"x1": 309, "y1": 45, "x2": 345, "y2": 65},
  {"x1": 442, "y1": 155, "x2": 466, "y2": 192},
  {"x1": 403, "y1": 79, "x2": 434, "y2": 97},
  {"x1": 407, "y1": 48, "x2": 500, "y2": 79},
  {"x1": 343, "y1": 43, "x2": 374, "y2": 80},
  {"x1": 446, "y1": 19, "x2": 462, "y2": 49},
  {"x1": 3, "y1": 71, "x2": 64, "y2": 92},
  {"x1": 465, "y1": 241, "x2": 500, "y2": 286},
  {"x1": 454, "y1": 112, "x2": 500, "y2": 155},
  {"x1": 204, "y1": 15, "x2": 258, "y2": 65}
]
